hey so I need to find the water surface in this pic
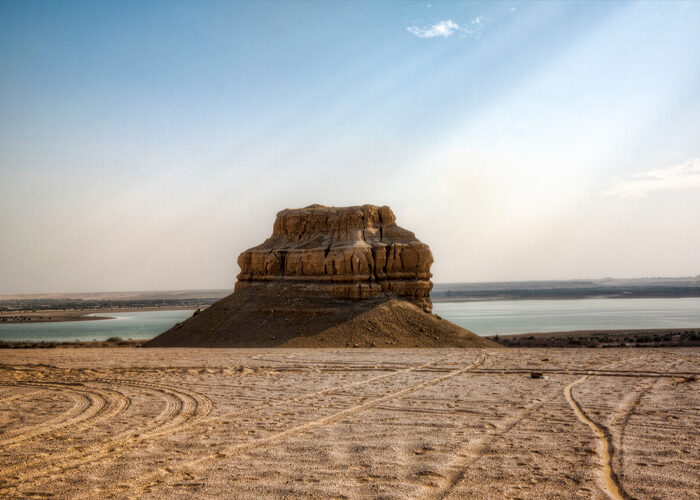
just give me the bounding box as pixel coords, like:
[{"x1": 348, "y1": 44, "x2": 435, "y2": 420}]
[
  {"x1": 2, "y1": 297, "x2": 700, "y2": 342},
  {"x1": 433, "y1": 297, "x2": 700, "y2": 335},
  {"x1": 0, "y1": 310, "x2": 194, "y2": 342}
]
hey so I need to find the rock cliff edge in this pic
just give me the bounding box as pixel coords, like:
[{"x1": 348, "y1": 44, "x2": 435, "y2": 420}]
[{"x1": 236, "y1": 204, "x2": 433, "y2": 310}]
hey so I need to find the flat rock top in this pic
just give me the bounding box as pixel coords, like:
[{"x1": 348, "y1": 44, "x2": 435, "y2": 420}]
[{"x1": 271, "y1": 204, "x2": 398, "y2": 241}]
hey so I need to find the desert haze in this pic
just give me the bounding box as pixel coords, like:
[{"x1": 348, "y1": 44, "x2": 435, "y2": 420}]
[{"x1": 1, "y1": 348, "x2": 698, "y2": 499}]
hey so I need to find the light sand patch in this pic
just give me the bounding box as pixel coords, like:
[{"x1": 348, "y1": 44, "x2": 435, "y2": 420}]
[{"x1": 0, "y1": 348, "x2": 697, "y2": 499}]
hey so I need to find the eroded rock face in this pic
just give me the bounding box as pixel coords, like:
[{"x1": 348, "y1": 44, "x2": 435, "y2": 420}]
[{"x1": 235, "y1": 204, "x2": 434, "y2": 310}]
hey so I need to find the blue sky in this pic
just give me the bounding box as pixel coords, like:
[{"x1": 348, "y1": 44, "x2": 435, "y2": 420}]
[{"x1": 1, "y1": 1, "x2": 699, "y2": 293}]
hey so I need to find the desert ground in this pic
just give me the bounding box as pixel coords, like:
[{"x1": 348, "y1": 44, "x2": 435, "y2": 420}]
[{"x1": 0, "y1": 348, "x2": 698, "y2": 499}]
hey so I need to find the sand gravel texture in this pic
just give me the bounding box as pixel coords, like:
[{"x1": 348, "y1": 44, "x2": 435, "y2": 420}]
[{"x1": 0, "y1": 348, "x2": 698, "y2": 499}]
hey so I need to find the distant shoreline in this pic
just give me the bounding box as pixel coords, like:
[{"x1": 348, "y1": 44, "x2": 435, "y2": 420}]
[
  {"x1": 431, "y1": 289, "x2": 700, "y2": 302},
  {"x1": 0, "y1": 306, "x2": 198, "y2": 324},
  {"x1": 486, "y1": 327, "x2": 700, "y2": 348},
  {"x1": 4, "y1": 292, "x2": 700, "y2": 324},
  {"x1": 2, "y1": 327, "x2": 699, "y2": 349},
  {"x1": 0, "y1": 339, "x2": 148, "y2": 348},
  {"x1": 431, "y1": 292, "x2": 700, "y2": 302},
  {"x1": 2, "y1": 277, "x2": 700, "y2": 325}
]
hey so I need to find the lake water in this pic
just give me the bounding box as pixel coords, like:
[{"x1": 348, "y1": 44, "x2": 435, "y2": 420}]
[
  {"x1": 432, "y1": 297, "x2": 700, "y2": 335},
  {"x1": 1, "y1": 297, "x2": 700, "y2": 342},
  {"x1": 0, "y1": 310, "x2": 194, "y2": 343}
]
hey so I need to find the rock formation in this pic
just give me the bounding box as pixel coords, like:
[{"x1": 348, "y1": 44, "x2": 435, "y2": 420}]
[
  {"x1": 146, "y1": 205, "x2": 497, "y2": 348},
  {"x1": 235, "y1": 204, "x2": 433, "y2": 310}
]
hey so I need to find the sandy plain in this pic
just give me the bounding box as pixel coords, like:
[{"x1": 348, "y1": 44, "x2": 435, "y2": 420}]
[{"x1": 0, "y1": 348, "x2": 698, "y2": 499}]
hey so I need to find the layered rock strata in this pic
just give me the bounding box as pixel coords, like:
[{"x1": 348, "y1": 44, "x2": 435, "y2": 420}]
[
  {"x1": 235, "y1": 204, "x2": 434, "y2": 310},
  {"x1": 146, "y1": 204, "x2": 498, "y2": 348}
]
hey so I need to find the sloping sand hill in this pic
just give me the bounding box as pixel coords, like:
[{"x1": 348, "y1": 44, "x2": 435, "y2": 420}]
[{"x1": 146, "y1": 286, "x2": 496, "y2": 348}]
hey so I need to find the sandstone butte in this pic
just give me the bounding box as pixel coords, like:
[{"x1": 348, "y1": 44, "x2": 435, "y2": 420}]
[{"x1": 146, "y1": 205, "x2": 497, "y2": 348}]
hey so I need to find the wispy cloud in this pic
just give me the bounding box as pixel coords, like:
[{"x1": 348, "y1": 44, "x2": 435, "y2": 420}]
[
  {"x1": 406, "y1": 17, "x2": 484, "y2": 39},
  {"x1": 605, "y1": 159, "x2": 700, "y2": 198},
  {"x1": 406, "y1": 20, "x2": 460, "y2": 38},
  {"x1": 463, "y1": 16, "x2": 484, "y2": 36}
]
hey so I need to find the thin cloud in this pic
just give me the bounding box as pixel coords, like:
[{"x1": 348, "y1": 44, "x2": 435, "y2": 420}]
[
  {"x1": 406, "y1": 20, "x2": 459, "y2": 38},
  {"x1": 605, "y1": 159, "x2": 700, "y2": 198},
  {"x1": 463, "y1": 16, "x2": 484, "y2": 36},
  {"x1": 406, "y1": 17, "x2": 484, "y2": 39}
]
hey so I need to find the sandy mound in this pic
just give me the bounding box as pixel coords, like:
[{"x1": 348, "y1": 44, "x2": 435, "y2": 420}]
[{"x1": 145, "y1": 285, "x2": 496, "y2": 348}]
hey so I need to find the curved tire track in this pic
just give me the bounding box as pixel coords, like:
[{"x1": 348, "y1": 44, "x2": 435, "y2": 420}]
[
  {"x1": 0, "y1": 381, "x2": 130, "y2": 449},
  {"x1": 0, "y1": 378, "x2": 211, "y2": 495},
  {"x1": 564, "y1": 356, "x2": 684, "y2": 500},
  {"x1": 0, "y1": 383, "x2": 101, "y2": 447},
  {"x1": 432, "y1": 385, "x2": 562, "y2": 499},
  {"x1": 434, "y1": 356, "x2": 647, "y2": 500},
  {"x1": 2, "y1": 355, "x2": 444, "y2": 493},
  {"x1": 127, "y1": 354, "x2": 488, "y2": 498},
  {"x1": 608, "y1": 359, "x2": 682, "y2": 499},
  {"x1": 566, "y1": 376, "x2": 624, "y2": 500},
  {"x1": 0, "y1": 386, "x2": 43, "y2": 405},
  {"x1": 4, "y1": 352, "x2": 469, "y2": 498},
  {"x1": 203, "y1": 351, "x2": 463, "y2": 426}
]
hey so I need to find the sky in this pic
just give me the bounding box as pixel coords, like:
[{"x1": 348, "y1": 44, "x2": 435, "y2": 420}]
[{"x1": 1, "y1": 0, "x2": 699, "y2": 294}]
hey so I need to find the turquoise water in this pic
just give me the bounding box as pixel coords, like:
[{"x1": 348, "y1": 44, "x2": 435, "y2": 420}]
[
  {"x1": 0, "y1": 310, "x2": 194, "y2": 342},
  {"x1": 1, "y1": 298, "x2": 700, "y2": 342},
  {"x1": 432, "y1": 297, "x2": 700, "y2": 335}
]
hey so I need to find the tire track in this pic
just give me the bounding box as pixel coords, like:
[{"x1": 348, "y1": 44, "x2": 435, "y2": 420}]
[
  {"x1": 2, "y1": 353, "x2": 445, "y2": 492},
  {"x1": 609, "y1": 358, "x2": 682, "y2": 498},
  {"x1": 469, "y1": 368, "x2": 699, "y2": 378},
  {"x1": 0, "y1": 386, "x2": 43, "y2": 405},
  {"x1": 566, "y1": 376, "x2": 623, "y2": 500},
  {"x1": 612, "y1": 377, "x2": 659, "y2": 494},
  {"x1": 4, "y1": 352, "x2": 466, "y2": 497},
  {"x1": 434, "y1": 357, "x2": 646, "y2": 500},
  {"x1": 431, "y1": 385, "x2": 562, "y2": 499},
  {"x1": 0, "y1": 379, "x2": 211, "y2": 494},
  {"x1": 0, "y1": 383, "x2": 99, "y2": 447},
  {"x1": 199, "y1": 351, "x2": 463, "y2": 428},
  {"x1": 99, "y1": 351, "x2": 461, "y2": 441},
  {"x1": 564, "y1": 355, "x2": 683, "y2": 500},
  {"x1": 0, "y1": 381, "x2": 130, "y2": 449},
  {"x1": 124, "y1": 354, "x2": 488, "y2": 498}
]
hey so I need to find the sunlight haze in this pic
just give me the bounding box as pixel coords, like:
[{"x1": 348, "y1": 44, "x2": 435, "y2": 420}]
[{"x1": 1, "y1": 0, "x2": 699, "y2": 293}]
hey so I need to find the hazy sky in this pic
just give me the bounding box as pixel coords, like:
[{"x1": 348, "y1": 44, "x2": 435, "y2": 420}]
[{"x1": 1, "y1": 1, "x2": 699, "y2": 294}]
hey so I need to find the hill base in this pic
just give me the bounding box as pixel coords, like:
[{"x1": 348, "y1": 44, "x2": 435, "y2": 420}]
[{"x1": 145, "y1": 284, "x2": 497, "y2": 348}]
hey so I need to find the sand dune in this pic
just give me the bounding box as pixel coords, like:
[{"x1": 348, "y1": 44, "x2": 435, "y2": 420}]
[{"x1": 0, "y1": 348, "x2": 698, "y2": 498}]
